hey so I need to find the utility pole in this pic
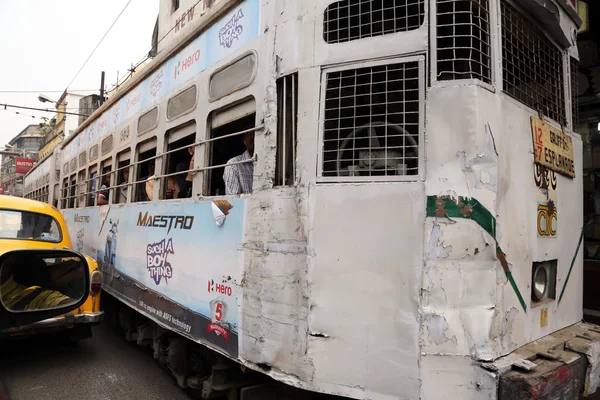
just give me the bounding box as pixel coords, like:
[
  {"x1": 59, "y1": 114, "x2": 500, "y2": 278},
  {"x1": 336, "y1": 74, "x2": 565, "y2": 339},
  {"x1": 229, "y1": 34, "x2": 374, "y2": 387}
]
[{"x1": 100, "y1": 71, "x2": 105, "y2": 101}]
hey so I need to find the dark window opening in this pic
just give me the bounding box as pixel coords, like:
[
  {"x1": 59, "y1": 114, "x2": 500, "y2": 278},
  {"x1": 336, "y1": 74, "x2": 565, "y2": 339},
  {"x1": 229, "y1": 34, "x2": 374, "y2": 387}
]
[
  {"x1": 61, "y1": 178, "x2": 69, "y2": 209},
  {"x1": 208, "y1": 114, "x2": 256, "y2": 196},
  {"x1": 116, "y1": 160, "x2": 131, "y2": 204},
  {"x1": 322, "y1": 62, "x2": 420, "y2": 177},
  {"x1": 163, "y1": 135, "x2": 195, "y2": 200},
  {"x1": 69, "y1": 175, "x2": 76, "y2": 209},
  {"x1": 570, "y1": 57, "x2": 579, "y2": 130},
  {"x1": 88, "y1": 168, "x2": 98, "y2": 207},
  {"x1": 135, "y1": 148, "x2": 157, "y2": 202},
  {"x1": 172, "y1": 0, "x2": 180, "y2": 13},
  {"x1": 97, "y1": 164, "x2": 112, "y2": 205},
  {"x1": 437, "y1": 0, "x2": 491, "y2": 83},
  {"x1": 501, "y1": 1, "x2": 565, "y2": 125},
  {"x1": 275, "y1": 74, "x2": 298, "y2": 187},
  {"x1": 323, "y1": 0, "x2": 425, "y2": 44},
  {"x1": 78, "y1": 170, "x2": 86, "y2": 207}
]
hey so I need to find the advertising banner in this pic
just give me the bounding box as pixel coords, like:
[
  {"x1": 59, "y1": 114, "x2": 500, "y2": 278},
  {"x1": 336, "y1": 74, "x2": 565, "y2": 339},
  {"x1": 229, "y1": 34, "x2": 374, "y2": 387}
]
[
  {"x1": 63, "y1": 198, "x2": 244, "y2": 357},
  {"x1": 15, "y1": 158, "x2": 33, "y2": 174}
]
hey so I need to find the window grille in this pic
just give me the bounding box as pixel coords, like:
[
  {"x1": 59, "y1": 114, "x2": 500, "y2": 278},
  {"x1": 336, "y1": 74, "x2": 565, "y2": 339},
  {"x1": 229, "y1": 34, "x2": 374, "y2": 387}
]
[
  {"x1": 436, "y1": 0, "x2": 491, "y2": 83},
  {"x1": 322, "y1": 61, "x2": 421, "y2": 178},
  {"x1": 275, "y1": 73, "x2": 298, "y2": 186},
  {"x1": 570, "y1": 57, "x2": 579, "y2": 130},
  {"x1": 323, "y1": 0, "x2": 425, "y2": 44},
  {"x1": 138, "y1": 107, "x2": 159, "y2": 134},
  {"x1": 167, "y1": 86, "x2": 197, "y2": 120},
  {"x1": 501, "y1": 1, "x2": 565, "y2": 125}
]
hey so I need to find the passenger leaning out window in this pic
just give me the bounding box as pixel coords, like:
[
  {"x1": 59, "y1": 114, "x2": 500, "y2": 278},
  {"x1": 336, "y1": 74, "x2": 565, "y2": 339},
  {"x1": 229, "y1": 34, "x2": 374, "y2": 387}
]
[
  {"x1": 97, "y1": 180, "x2": 110, "y2": 205},
  {"x1": 223, "y1": 131, "x2": 254, "y2": 195}
]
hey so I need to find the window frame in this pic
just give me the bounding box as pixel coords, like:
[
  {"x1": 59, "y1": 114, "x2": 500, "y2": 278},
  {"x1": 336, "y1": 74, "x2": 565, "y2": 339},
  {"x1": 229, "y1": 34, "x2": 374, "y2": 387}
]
[
  {"x1": 316, "y1": 55, "x2": 426, "y2": 183},
  {"x1": 166, "y1": 85, "x2": 198, "y2": 122},
  {"x1": 0, "y1": 208, "x2": 63, "y2": 244},
  {"x1": 498, "y1": 0, "x2": 567, "y2": 126},
  {"x1": 208, "y1": 50, "x2": 259, "y2": 102},
  {"x1": 430, "y1": 0, "x2": 496, "y2": 92}
]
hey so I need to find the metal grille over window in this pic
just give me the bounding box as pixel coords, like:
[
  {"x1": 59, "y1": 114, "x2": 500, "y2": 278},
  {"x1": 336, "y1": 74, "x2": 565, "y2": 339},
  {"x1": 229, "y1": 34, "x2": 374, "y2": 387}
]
[
  {"x1": 138, "y1": 107, "x2": 159, "y2": 134},
  {"x1": 323, "y1": 0, "x2": 425, "y2": 44},
  {"x1": 570, "y1": 57, "x2": 579, "y2": 130},
  {"x1": 275, "y1": 73, "x2": 298, "y2": 186},
  {"x1": 436, "y1": 0, "x2": 491, "y2": 83},
  {"x1": 501, "y1": 1, "x2": 565, "y2": 125},
  {"x1": 322, "y1": 62, "x2": 420, "y2": 178},
  {"x1": 167, "y1": 85, "x2": 197, "y2": 120}
]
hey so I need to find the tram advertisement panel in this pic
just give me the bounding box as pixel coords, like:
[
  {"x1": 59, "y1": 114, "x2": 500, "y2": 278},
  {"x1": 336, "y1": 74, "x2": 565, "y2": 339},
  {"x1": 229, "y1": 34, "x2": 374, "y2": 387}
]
[{"x1": 63, "y1": 199, "x2": 244, "y2": 357}]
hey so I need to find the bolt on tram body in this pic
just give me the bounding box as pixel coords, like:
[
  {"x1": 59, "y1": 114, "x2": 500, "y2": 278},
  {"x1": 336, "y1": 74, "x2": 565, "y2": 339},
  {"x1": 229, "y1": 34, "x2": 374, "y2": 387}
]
[{"x1": 24, "y1": 0, "x2": 599, "y2": 398}]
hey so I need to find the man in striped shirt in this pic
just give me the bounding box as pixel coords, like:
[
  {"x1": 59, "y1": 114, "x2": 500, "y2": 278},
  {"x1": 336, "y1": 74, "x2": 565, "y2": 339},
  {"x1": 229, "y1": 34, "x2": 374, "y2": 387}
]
[{"x1": 223, "y1": 131, "x2": 255, "y2": 195}]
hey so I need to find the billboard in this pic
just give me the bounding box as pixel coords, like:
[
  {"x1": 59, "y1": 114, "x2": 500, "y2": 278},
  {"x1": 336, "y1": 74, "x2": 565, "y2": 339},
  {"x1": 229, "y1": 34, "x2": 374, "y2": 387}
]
[
  {"x1": 15, "y1": 158, "x2": 33, "y2": 174},
  {"x1": 63, "y1": 198, "x2": 244, "y2": 357}
]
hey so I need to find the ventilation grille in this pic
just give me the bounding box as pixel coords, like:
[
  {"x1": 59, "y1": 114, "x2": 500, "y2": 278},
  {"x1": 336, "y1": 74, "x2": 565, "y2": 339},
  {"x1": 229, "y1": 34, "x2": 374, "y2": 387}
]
[
  {"x1": 437, "y1": 0, "x2": 491, "y2": 83},
  {"x1": 322, "y1": 61, "x2": 420, "y2": 178},
  {"x1": 570, "y1": 57, "x2": 579, "y2": 130},
  {"x1": 501, "y1": 1, "x2": 565, "y2": 125},
  {"x1": 323, "y1": 0, "x2": 425, "y2": 44}
]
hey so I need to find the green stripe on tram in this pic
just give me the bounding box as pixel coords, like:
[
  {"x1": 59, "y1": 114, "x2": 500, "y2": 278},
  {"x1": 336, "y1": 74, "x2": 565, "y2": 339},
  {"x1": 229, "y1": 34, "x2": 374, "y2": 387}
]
[{"x1": 426, "y1": 195, "x2": 528, "y2": 313}]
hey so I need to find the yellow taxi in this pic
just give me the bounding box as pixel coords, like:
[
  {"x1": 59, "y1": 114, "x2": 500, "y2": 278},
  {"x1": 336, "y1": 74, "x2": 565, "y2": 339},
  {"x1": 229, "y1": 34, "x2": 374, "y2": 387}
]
[{"x1": 0, "y1": 195, "x2": 102, "y2": 339}]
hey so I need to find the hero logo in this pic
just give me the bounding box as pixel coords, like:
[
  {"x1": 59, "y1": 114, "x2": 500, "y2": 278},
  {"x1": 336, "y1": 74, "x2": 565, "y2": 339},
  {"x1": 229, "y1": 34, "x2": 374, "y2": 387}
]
[
  {"x1": 173, "y1": 49, "x2": 201, "y2": 80},
  {"x1": 219, "y1": 9, "x2": 244, "y2": 49},
  {"x1": 208, "y1": 280, "x2": 232, "y2": 296}
]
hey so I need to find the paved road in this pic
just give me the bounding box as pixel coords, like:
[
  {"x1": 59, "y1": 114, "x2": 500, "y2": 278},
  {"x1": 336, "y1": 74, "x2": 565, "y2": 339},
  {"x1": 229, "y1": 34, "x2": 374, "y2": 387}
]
[{"x1": 0, "y1": 324, "x2": 194, "y2": 400}]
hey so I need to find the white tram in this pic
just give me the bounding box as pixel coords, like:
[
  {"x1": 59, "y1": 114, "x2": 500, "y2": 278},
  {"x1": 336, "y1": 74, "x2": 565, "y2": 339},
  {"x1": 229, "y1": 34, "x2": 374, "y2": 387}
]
[{"x1": 25, "y1": 0, "x2": 597, "y2": 398}]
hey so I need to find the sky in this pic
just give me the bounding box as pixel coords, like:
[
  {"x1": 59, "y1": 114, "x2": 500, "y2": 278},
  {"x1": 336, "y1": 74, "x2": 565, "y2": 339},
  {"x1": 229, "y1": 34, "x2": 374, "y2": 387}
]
[{"x1": 0, "y1": 0, "x2": 159, "y2": 146}]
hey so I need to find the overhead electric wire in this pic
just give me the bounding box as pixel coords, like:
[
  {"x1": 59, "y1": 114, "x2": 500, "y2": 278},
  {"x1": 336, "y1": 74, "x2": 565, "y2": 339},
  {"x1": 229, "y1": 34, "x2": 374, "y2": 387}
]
[
  {"x1": 65, "y1": 0, "x2": 133, "y2": 89},
  {"x1": 0, "y1": 89, "x2": 97, "y2": 94},
  {"x1": 0, "y1": 103, "x2": 87, "y2": 117}
]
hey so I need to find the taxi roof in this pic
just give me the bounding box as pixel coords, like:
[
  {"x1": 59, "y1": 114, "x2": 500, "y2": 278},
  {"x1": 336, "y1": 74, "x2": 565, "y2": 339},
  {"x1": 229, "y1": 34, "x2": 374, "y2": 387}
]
[{"x1": 0, "y1": 196, "x2": 62, "y2": 218}]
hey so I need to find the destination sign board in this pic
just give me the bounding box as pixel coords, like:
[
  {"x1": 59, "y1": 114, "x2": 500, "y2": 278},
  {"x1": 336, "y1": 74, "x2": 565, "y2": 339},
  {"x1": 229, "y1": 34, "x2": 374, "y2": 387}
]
[{"x1": 531, "y1": 116, "x2": 575, "y2": 178}]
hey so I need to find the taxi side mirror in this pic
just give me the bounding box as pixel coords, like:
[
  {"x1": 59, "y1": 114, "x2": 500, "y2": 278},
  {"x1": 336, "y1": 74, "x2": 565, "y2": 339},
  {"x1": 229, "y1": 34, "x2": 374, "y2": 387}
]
[{"x1": 0, "y1": 249, "x2": 90, "y2": 331}]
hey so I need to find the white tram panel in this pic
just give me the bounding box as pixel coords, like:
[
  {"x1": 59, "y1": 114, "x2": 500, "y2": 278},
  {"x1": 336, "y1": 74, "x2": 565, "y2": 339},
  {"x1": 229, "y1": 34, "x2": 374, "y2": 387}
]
[{"x1": 43, "y1": 1, "x2": 586, "y2": 400}]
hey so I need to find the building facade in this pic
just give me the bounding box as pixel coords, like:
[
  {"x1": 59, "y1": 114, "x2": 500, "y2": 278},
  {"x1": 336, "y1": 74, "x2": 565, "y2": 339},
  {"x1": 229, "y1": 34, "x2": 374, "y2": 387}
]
[{"x1": 0, "y1": 125, "x2": 44, "y2": 196}]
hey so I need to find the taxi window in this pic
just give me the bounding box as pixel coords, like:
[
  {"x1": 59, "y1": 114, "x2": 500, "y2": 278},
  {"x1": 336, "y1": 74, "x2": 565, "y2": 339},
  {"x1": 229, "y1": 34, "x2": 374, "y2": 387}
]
[{"x1": 0, "y1": 210, "x2": 62, "y2": 243}]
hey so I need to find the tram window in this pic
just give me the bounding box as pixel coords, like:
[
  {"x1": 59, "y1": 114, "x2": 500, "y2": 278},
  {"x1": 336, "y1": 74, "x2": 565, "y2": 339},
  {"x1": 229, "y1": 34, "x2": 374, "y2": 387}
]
[
  {"x1": 162, "y1": 125, "x2": 195, "y2": 200},
  {"x1": 167, "y1": 86, "x2": 197, "y2": 120},
  {"x1": 135, "y1": 141, "x2": 157, "y2": 202},
  {"x1": 437, "y1": 0, "x2": 491, "y2": 84},
  {"x1": 61, "y1": 178, "x2": 68, "y2": 209},
  {"x1": 322, "y1": 61, "x2": 421, "y2": 178},
  {"x1": 501, "y1": 1, "x2": 565, "y2": 125},
  {"x1": 570, "y1": 57, "x2": 579, "y2": 130},
  {"x1": 97, "y1": 162, "x2": 112, "y2": 206},
  {"x1": 323, "y1": 0, "x2": 425, "y2": 44},
  {"x1": 116, "y1": 159, "x2": 131, "y2": 204},
  {"x1": 208, "y1": 113, "x2": 255, "y2": 196},
  {"x1": 209, "y1": 53, "x2": 257, "y2": 100},
  {"x1": 172, "y1": 0, "x2": 179, "y2": 13},
  {"x1": 138, "y1": 107, "x2": 159, "y2": 135},
  {"x1": 69, "y1": 175, "x2": 76, "y2": 208},
  {"x1": 53, "y1": 184, "x2": 58, "y2": 208},
  {"x1": 88, "y1": 166, "x2": 98, "y2": 207},
  {"x1": 78, "y1": 170, "x2": 86, "y2": 207},
  {"x1": 275, "y1": 73, "x2": 298, "y2": 187}
]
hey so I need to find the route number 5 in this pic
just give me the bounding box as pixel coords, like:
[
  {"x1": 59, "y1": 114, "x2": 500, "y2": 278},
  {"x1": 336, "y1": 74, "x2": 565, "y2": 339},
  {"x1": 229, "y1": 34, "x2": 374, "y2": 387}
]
[{"x1": 215, "y1": 303, "x2": 223, "y2": 321}]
